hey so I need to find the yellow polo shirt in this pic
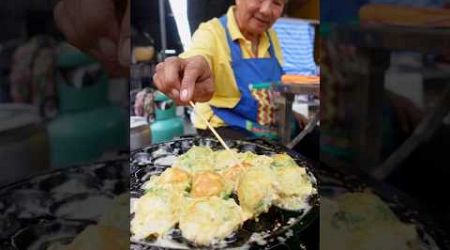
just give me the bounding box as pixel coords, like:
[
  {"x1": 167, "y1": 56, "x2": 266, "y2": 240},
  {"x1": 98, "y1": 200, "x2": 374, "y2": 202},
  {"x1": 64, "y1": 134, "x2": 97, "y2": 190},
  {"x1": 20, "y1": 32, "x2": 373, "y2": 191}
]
[{"x1": 180, "y1": 6, "x2": 284, "y2": 129}]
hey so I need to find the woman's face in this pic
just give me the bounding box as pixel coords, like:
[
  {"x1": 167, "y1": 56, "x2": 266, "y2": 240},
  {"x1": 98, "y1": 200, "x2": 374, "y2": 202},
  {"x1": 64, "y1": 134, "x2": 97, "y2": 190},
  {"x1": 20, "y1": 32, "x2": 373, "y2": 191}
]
[{"x1": 235, "y1": 0, "x2": 284, "y2": 37}]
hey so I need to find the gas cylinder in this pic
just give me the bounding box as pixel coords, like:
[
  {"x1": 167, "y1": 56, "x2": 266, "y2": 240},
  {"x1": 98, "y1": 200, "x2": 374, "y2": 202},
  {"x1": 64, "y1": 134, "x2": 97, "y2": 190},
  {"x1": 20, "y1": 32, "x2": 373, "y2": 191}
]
[{"x1": 150, "y1": 91, "x2": 184, "y2": 143}]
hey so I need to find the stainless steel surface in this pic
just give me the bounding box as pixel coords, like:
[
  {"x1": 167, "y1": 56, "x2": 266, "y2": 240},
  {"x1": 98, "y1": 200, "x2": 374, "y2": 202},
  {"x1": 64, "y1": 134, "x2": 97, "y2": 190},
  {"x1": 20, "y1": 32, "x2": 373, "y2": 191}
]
[
  {"x1": 158, "y1": 0, "x2": 167, "y2": 60},
  {"x1": 330, "y1": 23, "x2": 450, "y2": 176},
  {"x1": 287, "y1": 111, "x2": 320, "y2": 149},
  {"x1": 0, "y1": 104, "x2": 49, "y2": 185},
  {"x1": 273, "y1": 83, "x2": 320, "y2": 96},
  {"x1": 373, "y1": 86, "x2": 450, "y2": 180},
  {"x1": 332, "y1": 24, "x2": 450, "y2": 54},
  {"x1": 130, "y1": 116, "x2": 151, "y2": 151},
  {"x1": 275, "y1": 92, "x2": 293, "y2": 145},
  {"x1": 273, "y1": 83, "x2": 320, "y2": 146}
]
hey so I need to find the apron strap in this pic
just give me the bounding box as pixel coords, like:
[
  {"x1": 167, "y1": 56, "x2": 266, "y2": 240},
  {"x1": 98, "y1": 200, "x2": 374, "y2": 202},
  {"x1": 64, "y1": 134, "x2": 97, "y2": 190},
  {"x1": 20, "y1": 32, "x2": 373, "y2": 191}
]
[
  {"x1": 219, "y1": 16, "x2": 242, "y2": 61},
  {"x1": 266, "y1": 33, "x2": 277, "y2": 58}
]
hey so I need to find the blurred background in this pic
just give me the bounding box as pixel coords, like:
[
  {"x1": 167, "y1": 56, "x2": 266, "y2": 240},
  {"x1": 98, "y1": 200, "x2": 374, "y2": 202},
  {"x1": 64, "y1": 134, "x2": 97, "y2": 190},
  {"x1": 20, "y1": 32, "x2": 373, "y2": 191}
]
[
  {"x1": 0, "y1": 0, "x2": 128, "y2": 185},
  {"x1": 0, "y1": 1, "x2": 130, "y2": 250},
  {"x1": 321, "y1": 0, "x2": 450, "y2": 240}
]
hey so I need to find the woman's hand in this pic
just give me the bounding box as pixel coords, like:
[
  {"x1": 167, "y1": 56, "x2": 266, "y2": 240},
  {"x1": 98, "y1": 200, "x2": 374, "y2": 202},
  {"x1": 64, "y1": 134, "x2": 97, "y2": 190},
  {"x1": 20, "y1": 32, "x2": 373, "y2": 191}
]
[
  {"x1": 153, "y1": 56, "x2": 214, "y2": 105},
  {"x1": 54, "y1": 0, "x2": 130, "y2": 76}
]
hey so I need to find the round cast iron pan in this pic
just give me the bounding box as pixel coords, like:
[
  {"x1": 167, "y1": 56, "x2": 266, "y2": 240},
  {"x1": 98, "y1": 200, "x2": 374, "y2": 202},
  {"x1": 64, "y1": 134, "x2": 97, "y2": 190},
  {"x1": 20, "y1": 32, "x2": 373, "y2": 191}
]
[
  {"x1": 0, "y1": 160, "x2": 129, "y2": 250},
  {"x1": 130, "y1": 136, "x2": 320, "y2": 250}
]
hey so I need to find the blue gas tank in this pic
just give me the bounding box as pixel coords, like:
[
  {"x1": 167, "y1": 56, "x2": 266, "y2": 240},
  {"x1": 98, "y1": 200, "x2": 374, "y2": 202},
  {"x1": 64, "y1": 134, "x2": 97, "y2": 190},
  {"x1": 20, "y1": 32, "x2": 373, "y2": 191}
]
[
  {"x1": 150, "y1": 91, "x2": 184, "y2": 143},
  {"x1": 47, "y1": 44, "x2": 127, "y2": 167}
]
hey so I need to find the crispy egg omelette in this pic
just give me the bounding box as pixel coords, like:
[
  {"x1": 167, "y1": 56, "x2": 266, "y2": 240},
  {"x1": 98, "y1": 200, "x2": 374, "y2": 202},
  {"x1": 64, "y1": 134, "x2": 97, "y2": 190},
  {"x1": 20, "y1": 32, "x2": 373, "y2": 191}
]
[
  {"x1": 237, "y1": 165, "x2": 279, "y2": 219},
  {"x1": 179, "y1": 197, "x2": 243, "y2": 245},
  {"x1": 174, "y1": 146, "x2": 214, "y2": 173},
  {"x1": 271, "y1": 156, "x2": 316, "y2": 210},
  {"x1": 131, "y1": 147, "x2": 315, "y2": 246},
  {"x1": 131, "y1": 188, "x2": 183, "y2": 240},
  {"x1": 142, "y1": 167, "x2": 191, "y2": 192},
  {"x1": 191, "y1": 171, "x2": 232, "y2": 198}
]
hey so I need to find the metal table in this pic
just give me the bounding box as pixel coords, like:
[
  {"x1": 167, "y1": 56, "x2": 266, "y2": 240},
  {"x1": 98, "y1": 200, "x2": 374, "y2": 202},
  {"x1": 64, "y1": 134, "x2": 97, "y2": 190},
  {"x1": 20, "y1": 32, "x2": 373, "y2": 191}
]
[
  {"x1": 329, "y1": 24, "x2": 450, "y2": 179},
  {"x1": 273, "y1": 82, "x2": 320, "y2": 146}
]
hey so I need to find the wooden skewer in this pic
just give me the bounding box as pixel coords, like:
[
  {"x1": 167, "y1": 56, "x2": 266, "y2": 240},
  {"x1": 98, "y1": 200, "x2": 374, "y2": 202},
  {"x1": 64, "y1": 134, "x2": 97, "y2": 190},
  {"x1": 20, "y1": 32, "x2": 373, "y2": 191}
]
[
  {"x1": 189, "y1": 101, "x2": 241, "y2": 165},
  {"x1": 189, "y1": 101, "x2": 231, "y2": 151}
]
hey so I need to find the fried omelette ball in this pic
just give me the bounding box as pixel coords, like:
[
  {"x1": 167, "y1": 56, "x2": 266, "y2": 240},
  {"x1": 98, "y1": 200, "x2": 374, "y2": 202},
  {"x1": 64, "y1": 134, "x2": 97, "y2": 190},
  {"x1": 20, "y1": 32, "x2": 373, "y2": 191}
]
[
  {"x1": 237, "y1": 165, "x2": 279, "y2": 219},
  {"x1": 191, "y1": 171, "x2": 231, "y2": 198},
  {"x1": 131, "y1": 188, "x2": 183, "y2": 240},
  {"x1": 142, "y1": 167, "x2": 191, "y2": 192},
  {"x1": 220, "y1": 162, "x2": 253, "y2": 191},
  {"x1": 179, "y1": 197, "x2": 243, "y2": 246},
  {"x1": 272, "y1": 166, "x2": 315, "y2": 210},
  {"x1": 174, "y1": 146, "x2": 215, "y2": 173}
]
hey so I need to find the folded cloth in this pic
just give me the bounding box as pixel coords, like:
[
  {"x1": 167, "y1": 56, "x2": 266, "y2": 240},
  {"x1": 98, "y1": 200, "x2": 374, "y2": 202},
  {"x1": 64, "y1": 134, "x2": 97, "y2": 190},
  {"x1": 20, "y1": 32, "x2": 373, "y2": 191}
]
[
  {"x1": 281, "y1": 74, "x2": 320, "y2": 84},
  {"x1": 273, "y1": 18, "x2": 318, "y2": 75},
  {"x1": 359, "y1": 4, "x2": 450, "y2": 27}
]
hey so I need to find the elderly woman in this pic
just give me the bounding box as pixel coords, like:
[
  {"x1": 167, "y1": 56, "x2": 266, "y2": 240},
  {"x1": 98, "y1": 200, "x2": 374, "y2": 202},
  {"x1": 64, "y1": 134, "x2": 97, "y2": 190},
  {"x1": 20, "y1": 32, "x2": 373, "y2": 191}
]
[{"x1": 153, "y1": 0, "x2": 287, "y2": 139}]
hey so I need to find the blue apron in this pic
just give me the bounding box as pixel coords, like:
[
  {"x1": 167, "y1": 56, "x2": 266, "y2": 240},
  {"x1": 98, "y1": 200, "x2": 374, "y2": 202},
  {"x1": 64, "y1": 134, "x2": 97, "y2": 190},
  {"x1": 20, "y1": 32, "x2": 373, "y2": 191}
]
[{"x1": 211, "y1": 15, "x2": 284, "y2": 139}]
